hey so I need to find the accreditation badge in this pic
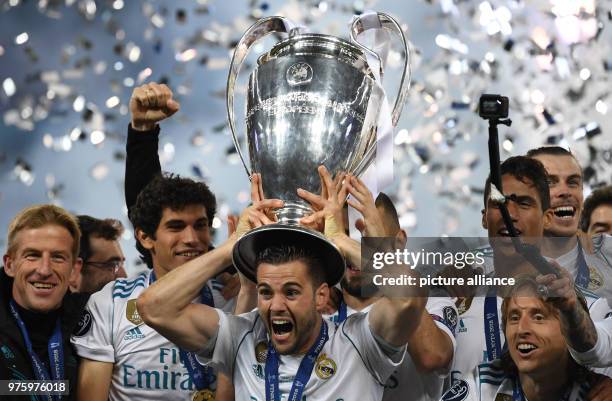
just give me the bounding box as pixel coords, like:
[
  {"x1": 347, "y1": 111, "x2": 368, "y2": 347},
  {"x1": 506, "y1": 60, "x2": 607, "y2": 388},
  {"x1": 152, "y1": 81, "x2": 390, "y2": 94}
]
[{"x1": 192, "y1": 389, "x2": 214, "y2": 401}]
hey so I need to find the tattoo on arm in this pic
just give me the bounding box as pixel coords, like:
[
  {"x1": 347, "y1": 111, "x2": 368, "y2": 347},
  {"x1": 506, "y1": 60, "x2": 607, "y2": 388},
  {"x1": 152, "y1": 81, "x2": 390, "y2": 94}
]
[{"x1": 561, "y1": 303, "x2": 598, "y2": 353}]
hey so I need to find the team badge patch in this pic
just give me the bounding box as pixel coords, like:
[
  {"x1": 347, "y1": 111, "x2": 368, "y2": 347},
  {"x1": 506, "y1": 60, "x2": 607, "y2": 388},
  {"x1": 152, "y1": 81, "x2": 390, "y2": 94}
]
[
  {"x1": 456, "y1": 297, "x2": 473, "y2": 315},
  {"x1": 588, "y1": 266, "x2": 603, "y2": 290},
  {"x1": 126, "y1": 299, "x2": 143, "y2": 325},
  {"x1": 192, "y1": 389, "x2": 214, "y2": 401},
  {"x1": 255, "y1": 341, "x2": 268, "y2": 364},
  {"x1": 443, "y1": 306, "x2": 458, "y2": 333},
  {"x1": 314, "y1": 353, "x2": 336, "y2": 380},
  {"x1": 73, "y1": 310, "x2": 93, "y2": 337},
  {"x1": 442, "y1": 379, "x2": 469, "y2": 401}
]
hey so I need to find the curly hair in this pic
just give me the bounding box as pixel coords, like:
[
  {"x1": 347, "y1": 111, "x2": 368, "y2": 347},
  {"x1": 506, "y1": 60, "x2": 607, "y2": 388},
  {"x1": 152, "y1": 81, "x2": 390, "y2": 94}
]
[{"x1": 129, "y1": 173, "x2": 216, "y2": 268}]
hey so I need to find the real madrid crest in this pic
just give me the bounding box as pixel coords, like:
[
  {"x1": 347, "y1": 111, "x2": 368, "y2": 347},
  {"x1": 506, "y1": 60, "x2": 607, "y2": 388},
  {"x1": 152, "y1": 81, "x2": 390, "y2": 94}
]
[
  {"x1": 286, "y1": 62, "x2": 313, "y2": 86},
  {"x1": 192, "y1": 389, "x2": 214, "y2": 401},
  {"x1": 255, "y1": 341, "x2": 268, "y2": 364},
  {"x1": 314, "y1": 353, "x2": 336, "y2": 380},
  {"x1": 126, "y1": 299, "x2": 143, "y2": 325},
  {"x1": 588, "y1": 266, "x2": 603, "y2": 291}
]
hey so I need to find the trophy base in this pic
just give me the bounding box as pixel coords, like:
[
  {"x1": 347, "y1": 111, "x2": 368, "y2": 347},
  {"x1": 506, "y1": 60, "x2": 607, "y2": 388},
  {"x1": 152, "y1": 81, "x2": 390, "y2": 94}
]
[{"x1": 232, "y1": 223, "x2": 345, "y2": 285}]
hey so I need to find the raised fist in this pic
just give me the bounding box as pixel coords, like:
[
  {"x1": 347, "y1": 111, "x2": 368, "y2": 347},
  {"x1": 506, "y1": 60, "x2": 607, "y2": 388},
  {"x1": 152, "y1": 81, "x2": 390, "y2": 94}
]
[{"x1": 129, "y1": 83, "x2": 180, "y2": 131}]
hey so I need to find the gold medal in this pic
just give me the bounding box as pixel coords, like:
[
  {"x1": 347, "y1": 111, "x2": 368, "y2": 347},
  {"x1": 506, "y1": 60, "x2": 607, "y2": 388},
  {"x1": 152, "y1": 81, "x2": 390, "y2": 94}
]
[{"x1": 192, "y1": 389, "x2": 214, "y2": 401}]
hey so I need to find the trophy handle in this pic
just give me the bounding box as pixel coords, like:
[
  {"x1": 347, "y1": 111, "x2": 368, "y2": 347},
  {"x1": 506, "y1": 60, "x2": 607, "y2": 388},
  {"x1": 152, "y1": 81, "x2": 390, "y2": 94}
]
[
  {"x1": 226, "y1": 16, "x2": 304, "y2": 177},
  {"x1": 349, "y1": 12, "x2": 411, "y2": 127}
]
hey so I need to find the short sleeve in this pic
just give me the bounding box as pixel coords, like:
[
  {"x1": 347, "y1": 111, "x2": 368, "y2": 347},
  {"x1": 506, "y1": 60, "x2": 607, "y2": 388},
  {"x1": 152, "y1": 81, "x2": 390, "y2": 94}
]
[
  {"x1": 196, "y1": 309, "x2": 258, "y2": 377},
  {"x1": 70, "y1": 281, "x2": 116, "y2": 362}
]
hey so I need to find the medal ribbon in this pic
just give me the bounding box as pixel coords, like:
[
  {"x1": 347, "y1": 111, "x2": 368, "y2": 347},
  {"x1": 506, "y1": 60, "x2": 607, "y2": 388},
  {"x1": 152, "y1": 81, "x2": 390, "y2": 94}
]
[
  {"x1": 484, "y1": 288, "x2": 502, "y2": 361},
  {"x1": 265, "y1": 319, "x2": 329, "y2": 401},
  {"x1": 9, "y1": 300, "x2": 63, "y2": 401}
]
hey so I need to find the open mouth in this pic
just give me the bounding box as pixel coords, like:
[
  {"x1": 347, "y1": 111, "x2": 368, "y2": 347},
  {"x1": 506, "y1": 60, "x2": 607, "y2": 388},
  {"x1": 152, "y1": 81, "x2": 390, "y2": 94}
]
[
  {"x1": 517, "y1": 342, "x2": 538, "y2": 356},
  {"x1": 553, "y1": 205, "x2": 576, "y2": 220},
  {"x1": 271, "y1": 319, "x2": 294, "y2": 336}
]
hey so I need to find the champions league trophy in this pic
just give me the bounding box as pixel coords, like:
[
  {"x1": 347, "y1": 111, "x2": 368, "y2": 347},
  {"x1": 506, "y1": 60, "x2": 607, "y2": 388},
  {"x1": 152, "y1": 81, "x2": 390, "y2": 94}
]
[{"x1": 227, "y1": 12, "x2": 411, "y2": 284}]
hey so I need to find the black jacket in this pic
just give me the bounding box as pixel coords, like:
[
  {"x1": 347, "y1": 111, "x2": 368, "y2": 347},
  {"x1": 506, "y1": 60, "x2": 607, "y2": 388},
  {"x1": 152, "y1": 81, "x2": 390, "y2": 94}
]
[
  {"x1": 124, "y1": 123, "x2": 162, "y2": 218},
  {"x1": 0, "y1": 269, "x2": 89, "y2": 400}
]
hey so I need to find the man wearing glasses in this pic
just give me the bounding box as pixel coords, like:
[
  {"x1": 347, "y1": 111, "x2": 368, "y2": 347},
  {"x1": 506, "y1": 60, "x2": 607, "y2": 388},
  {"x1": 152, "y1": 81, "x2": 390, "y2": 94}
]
[{"x1": 70, "y1": 215, "x2": 127, "y2": 294}]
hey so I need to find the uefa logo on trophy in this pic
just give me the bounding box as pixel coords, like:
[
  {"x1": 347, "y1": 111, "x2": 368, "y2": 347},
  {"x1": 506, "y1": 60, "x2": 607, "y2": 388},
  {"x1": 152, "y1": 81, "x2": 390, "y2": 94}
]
[{"x1": 227, "y1": 12, "x2": 412, "y2": 283}]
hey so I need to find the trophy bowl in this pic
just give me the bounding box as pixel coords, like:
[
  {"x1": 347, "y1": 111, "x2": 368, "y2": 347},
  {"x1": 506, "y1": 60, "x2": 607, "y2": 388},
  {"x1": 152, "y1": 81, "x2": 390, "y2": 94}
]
[{"x1": 227, "y1": 13, "x2": 411, "y2": 284}]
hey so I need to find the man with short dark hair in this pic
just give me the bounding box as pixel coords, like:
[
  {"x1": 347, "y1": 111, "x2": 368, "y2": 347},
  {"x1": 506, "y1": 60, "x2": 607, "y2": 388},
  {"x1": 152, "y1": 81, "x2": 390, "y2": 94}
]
[
  {"x1": 70, "y1": 215, "x2": 126, "y2": 294},
  {"x1": 581, "y1": 186, "x2": 612, "y2": 236},
  {"x1": 1, "y1": 204, "x2": 88, "y2": 400},
  {"x1": 137, "y1": 166, "x2": 427, "y2": 401}
]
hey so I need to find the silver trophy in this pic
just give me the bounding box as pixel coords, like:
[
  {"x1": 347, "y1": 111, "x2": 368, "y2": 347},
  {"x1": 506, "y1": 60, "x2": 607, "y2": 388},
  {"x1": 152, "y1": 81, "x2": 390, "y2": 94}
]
[{"x1": 228, "y1": 13, "x2": 411, "y2": 284}]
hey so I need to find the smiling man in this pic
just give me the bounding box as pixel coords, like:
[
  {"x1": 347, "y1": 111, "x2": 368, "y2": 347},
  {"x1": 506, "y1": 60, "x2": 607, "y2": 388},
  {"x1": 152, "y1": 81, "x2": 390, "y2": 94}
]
[
  {"x1": 442, "y1": 276, "x2": 595, "y2": 401},
  {"x1": 528, "y1": 146, "x2": 612, "y2": 302},
  {"x1": 71, "y1": 174, "x2": 223, "y2": 401},
  {"x1": 0, "y1": 204, "x2": 88, "y2": 400}
]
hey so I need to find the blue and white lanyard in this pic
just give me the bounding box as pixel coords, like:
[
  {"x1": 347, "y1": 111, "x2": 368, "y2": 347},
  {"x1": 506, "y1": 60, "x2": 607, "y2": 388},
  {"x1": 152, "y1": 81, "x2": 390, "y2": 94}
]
[
  {"x1": 265, "y1": 319, "x2": 328, "y2": 401},
  {"x1": 9, "y1": 300, "x2": 63, "y2": 401},
  {"x1": 484, "y1": 288, "x2": 503, "y2": 361}
]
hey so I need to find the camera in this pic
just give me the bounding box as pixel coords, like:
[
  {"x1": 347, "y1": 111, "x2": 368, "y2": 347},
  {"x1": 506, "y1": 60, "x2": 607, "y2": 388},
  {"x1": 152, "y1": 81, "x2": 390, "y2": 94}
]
[{"x1": 478, "y1": 94, "x2": 509, "y2": 119}]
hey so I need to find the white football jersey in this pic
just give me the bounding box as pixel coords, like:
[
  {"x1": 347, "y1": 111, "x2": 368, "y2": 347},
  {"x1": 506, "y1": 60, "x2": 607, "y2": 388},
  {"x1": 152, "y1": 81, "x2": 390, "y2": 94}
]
[
  {"x1": 441, "y1": 360, "x2": 590, "y2": 401},
  {"x1": 554, "y1": 234, "x2": 612, "y2": 304},
  {"x1": 198, "y1": 309, "x2": 404, "y2": 401},
  {"x1": 71, "y1": 270, "x2": 231, "y2": 401},
  {"x1": 325, "y1": 298, "x2": 457, "y2": 401}
]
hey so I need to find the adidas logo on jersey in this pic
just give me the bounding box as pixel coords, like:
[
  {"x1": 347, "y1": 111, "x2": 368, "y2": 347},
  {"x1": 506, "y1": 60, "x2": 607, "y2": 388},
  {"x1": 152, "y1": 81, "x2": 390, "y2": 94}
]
[{"x1": 124, "y1": 326, "x2": 145, "y2": 341}]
